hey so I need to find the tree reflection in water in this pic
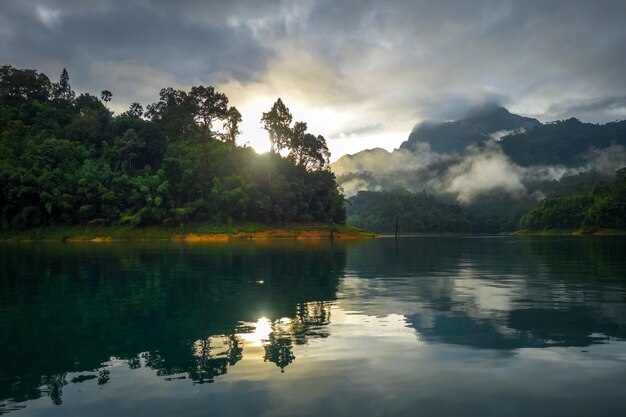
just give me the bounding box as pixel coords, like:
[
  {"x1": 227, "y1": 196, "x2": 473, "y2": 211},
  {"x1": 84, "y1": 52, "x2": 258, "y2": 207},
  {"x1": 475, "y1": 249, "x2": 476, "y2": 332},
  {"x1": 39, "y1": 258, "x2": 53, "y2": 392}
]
[
  {"x1": 18, "y1": 299, "x2": 336, "y2": 408},
  {"x1": 262, "y1": 300, "x2": 333, "y2": 371},
  {"x1": 140, "y1": 300, "x2": 334, "y2": 381},
  {"x1": 0, "y1": 241, "x2": 346, "y2": 409},
  {"x1": 3, "y1": 238, "x2": 624, "y2": 414}
]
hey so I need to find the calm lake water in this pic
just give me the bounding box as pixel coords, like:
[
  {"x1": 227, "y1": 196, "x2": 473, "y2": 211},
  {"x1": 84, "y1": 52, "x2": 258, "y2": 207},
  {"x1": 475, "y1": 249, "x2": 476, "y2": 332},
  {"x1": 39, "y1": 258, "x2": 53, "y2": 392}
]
[{"x1": 1, "y1": 236, "x2": 625, "y2": 416}]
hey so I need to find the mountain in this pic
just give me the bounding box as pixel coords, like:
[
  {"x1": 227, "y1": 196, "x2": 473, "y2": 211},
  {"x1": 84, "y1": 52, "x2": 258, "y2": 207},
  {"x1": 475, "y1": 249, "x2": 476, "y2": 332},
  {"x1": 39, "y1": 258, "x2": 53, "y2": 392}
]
[
  {"x1": 501, "y1": 118, "x2": 626, "y2": 167},
  {"x1": 331, "y1": 105, "x2": 626, "y2": 234},
  {"x1": 400, "y1": 104, "x2": 540, "y2": 153},
  {"x1": 331, "y1": 106, "x2": 626, "y2": 201}
]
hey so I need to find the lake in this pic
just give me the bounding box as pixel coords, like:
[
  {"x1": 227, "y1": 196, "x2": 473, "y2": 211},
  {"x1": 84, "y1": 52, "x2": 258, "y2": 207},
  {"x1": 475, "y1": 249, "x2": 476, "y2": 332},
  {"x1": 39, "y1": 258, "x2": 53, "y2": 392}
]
[{"x1": 1, "y1": 236, "x2": 625, "y2": 416}]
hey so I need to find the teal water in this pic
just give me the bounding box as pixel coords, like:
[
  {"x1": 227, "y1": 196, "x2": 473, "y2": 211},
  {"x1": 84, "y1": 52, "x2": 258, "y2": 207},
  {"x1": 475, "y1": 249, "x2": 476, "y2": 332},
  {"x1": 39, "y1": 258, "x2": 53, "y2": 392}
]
[{"x1": 1, "y1": 237, "x2": 625, "y2": 416}]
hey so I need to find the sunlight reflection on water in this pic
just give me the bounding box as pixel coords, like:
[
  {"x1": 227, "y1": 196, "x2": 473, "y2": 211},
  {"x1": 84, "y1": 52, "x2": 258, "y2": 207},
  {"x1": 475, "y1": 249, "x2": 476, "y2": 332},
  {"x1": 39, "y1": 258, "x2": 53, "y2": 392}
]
[{"x1": 1, "y1": 237, "x2": 625, "y2": 416}]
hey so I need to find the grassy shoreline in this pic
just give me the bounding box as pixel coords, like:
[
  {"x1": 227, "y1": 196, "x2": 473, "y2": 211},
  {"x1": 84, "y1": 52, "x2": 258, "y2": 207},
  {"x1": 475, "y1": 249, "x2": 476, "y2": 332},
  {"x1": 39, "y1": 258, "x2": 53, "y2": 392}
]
[
  {"x1": 4, "y1": 224, "x2": 624, "y2": 242},
  {"x1": 0, "y1": 223, "x2": 375, "y2": 242},
  {"x1": 512, "y1": 228, "x2": 626, "y2": 236}
]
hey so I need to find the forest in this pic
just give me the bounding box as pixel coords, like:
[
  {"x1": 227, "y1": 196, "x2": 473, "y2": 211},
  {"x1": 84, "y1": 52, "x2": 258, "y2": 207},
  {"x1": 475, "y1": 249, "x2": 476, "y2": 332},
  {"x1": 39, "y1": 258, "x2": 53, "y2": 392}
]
[
  {"x1": 0, "y1": 65, "x2": 346, "y2": 230},
  {"x1": 2, "y1": 64, "x2": 623, "y2": 235},
  {"x1": 347, "y1": 170, "x2": 626, "y2": 234},
  {"x1": 519, "y1": 168, "x2": 626, "y2": 231}
]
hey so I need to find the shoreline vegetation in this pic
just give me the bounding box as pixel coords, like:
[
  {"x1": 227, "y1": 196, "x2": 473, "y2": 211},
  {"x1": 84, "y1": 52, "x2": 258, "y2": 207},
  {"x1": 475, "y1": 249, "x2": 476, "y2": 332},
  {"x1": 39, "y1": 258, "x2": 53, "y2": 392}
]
[
  {"x1": 1, "y1": 66, "x2": 347, "y2": 234},
  {"x1": 375, "y1": 228, "x2": 626, "y2": 237},
  {"x1": 3, "y1": 224, "x2": 625, "y2": 242},
  {"x1": 512, "y1": 228, "x2": 626, "y2": 236},
  {"x1": 2, "y1": 66, "x2": 625, "y2": 237},
  {"x1": 346, "y1": 169, "x2": 626, "y2": 235},
  {"x1": 0, "y1": 223, "x2": 374, "y2": 242}
]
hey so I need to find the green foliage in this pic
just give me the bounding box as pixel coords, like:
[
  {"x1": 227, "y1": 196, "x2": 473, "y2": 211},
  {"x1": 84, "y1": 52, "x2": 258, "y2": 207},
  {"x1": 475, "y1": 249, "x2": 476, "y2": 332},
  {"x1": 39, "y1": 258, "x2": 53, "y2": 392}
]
[
  {"x1": 261, "y1": 99, "x2": 331, "y2": 171},
  {"x1": 0, "y1": 65, "x2": 346, "y2": 230},
  {"x1": 0, "y1": 65, "x2": 52, "y2": 104},
  {"x1": 520, "y1": 168, "x2": 626, "y2": 231},
  {"x1": 347, "y1": 189, "x2": 472, "y2": 233},
  {"x1": 346, "y1": 170, "x2": 626, "y2": 234},
  {"x1": 261, "y1": 98, "x2": 292, "y2": 153},
  {"x1": 519, "y1": 193, "x2": 593, "y2": 230},
  {"x1": 501, "y1": 118, "x2": 626, "y2": 167},
  {"x1": 52, "y1": 68, "x2": 75, "y2": 101}
]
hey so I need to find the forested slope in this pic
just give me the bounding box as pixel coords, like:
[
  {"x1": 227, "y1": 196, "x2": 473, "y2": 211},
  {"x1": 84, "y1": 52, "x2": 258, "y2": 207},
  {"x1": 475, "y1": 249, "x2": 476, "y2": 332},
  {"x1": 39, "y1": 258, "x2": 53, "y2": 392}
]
[
  {"x1": 0, "y1": 65, "x2": 345, "y2": 230},
  {"x1": 519, "y1": 168, "x2": 626, "y2": 231}
]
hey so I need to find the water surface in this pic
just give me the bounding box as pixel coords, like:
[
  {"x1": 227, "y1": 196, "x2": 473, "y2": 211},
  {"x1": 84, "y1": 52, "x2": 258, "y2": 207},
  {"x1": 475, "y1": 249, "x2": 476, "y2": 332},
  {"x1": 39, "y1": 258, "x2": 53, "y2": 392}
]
[{"x1": 1, "y1": 237, "x2": 625, "y2": 416}]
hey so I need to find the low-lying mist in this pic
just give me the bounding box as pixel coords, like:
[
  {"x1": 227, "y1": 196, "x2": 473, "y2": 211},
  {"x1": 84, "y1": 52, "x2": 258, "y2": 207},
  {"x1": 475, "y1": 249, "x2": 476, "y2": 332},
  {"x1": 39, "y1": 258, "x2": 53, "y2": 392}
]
[{"x1": 332, "y1": 139, "x2": 625, "y2": 203}]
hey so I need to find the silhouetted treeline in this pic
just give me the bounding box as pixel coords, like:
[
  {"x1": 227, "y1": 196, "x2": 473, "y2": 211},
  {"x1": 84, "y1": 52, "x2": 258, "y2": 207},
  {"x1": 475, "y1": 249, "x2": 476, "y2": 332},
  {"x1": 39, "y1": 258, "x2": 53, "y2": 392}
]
[{"x1": 0, "y1": 65, "x2": 345, "y2": 229}]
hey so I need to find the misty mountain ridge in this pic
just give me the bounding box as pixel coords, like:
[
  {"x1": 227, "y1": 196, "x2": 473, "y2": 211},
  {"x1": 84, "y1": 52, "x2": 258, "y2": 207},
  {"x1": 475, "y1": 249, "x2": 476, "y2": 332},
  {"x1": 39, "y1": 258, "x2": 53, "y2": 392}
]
[
  {"x1": 331, "y1": 106, "x2": 626, "y2": 202},
  {"x1": 400, "y1": 104, "x2": 541, "y2": 154}
]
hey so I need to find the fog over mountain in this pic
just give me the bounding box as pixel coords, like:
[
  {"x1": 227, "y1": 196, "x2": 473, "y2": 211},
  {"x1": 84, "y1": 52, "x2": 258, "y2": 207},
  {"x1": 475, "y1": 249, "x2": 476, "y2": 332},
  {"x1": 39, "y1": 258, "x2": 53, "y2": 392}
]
[
  {"x1": 331, "y1": 106, "x2": 626, "y2": 202},
  {"x1": 400, "y1": 104, "x2": 540, "y2": 154}
]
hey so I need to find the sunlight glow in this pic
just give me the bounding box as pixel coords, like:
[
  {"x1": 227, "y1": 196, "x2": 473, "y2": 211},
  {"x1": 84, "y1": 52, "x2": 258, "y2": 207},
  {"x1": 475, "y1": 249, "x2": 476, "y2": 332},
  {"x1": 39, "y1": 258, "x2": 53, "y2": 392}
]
[
  {"x1": 229, "y1": 94, "x2": 406, "y2": 161},
  {"x1": 239, "y1": 317, "x2": 273, "y2": 346}
]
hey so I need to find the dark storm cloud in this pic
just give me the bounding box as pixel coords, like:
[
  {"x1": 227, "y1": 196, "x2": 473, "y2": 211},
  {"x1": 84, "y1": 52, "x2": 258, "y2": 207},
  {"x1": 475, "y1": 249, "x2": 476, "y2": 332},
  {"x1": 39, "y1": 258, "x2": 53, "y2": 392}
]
[
  {"x1": 548, "y1": 95, "x2": 626, "y2": 122},
  {"x1": 0, "y1": 0, "x2": 272, "y2": 105},
  {"x1": 310, "y1": 0, "x2": 626, "y2": 122},
  {"x1": 1, "y1": 0, "x2": 625, "y2": 153}
]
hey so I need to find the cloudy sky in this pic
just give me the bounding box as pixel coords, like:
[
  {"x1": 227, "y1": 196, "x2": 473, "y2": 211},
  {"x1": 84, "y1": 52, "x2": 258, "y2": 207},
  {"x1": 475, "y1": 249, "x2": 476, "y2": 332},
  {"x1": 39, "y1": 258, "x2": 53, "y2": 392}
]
[{"x1": 2, "y1": 0, "x2": 625, "y2": 159}]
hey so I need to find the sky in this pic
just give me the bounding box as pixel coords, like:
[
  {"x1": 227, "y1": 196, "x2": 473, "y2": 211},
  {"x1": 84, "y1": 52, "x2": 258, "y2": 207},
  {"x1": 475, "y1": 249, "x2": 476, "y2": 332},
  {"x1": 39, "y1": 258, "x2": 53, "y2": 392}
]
[{"x1": 2, "y1": 0, "x2": 626, "y2": 160}]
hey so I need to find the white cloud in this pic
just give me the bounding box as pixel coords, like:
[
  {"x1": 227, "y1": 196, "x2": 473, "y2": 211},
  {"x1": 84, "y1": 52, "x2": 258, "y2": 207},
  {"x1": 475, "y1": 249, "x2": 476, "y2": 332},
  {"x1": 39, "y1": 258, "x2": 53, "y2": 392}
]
[
  {"x1": 444, "y1": 144, "x2": 525, "y2": 203},
  {"x1": 35, "y1": 4, "x2": 61, "y2": 28}
]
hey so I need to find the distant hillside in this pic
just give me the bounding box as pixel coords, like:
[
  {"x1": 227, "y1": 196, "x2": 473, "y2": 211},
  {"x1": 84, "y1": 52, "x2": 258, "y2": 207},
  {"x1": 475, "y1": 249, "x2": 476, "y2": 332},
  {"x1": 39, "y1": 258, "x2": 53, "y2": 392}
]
[
  {"x1": 347, "y1": 190, "x2": 472, "y2": 233},
  {"x1": 332, "y1": 106, "x2": 626, "y2": 200},
  {"x1": 519, "y1": 168, "x2": 626, "y2": 232},
  {"x1": 400, "y1": 105, "x2": 540, "y2": 153},
  {"x1": 501, "y1": 118, "x2": 626, "y2": 167},
  {"x1": 333, "y1": 105, "x2": 625, "y2": 233},
  {"x1": 346, "y1": 170, "x2": 626, "y2": 234}
]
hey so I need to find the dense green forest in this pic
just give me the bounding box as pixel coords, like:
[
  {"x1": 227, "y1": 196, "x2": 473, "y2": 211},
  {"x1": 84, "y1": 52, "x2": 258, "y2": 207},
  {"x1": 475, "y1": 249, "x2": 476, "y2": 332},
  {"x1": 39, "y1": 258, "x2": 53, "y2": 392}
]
[
  {"x1": 347, "y1": 190, "x2": 472, "y2": 233},
  {"x1": 0, "y1": 65, "x2": 345, "y2": 230},
  {"x1": 501, "y1": 118, "x2": 626, "y2": 167},
  {"x1": 347, "y1": 190, "x2": 531, "y2": 233},
  {"x1": 347, "y1": 170, "x2": 626, "y2": 233},
  {"x1": 519, "y1": 168, "x2": 626, "y2": 231}
]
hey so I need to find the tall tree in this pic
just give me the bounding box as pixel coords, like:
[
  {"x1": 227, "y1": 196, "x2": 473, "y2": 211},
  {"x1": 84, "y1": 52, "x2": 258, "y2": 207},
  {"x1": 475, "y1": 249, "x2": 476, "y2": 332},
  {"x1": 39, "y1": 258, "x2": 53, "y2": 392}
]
[
  {"x1": 222, "y1": 106, "x2": 242, "y2": 146},
  {"x1": 261, "y1": 98, "x2": 292, "y2": 153},
  {"x1": 127, "y1": 102, "x2": 143, "y2": 117},
  {"x1": 295, "y1": 133, "x2": 330, "y2": 171},
  {"x1": 287, "y1": 121, "x2": 330, "y2": 170},
  {"x1": 100, "y1": 90, "x2": 112, "y2": 108},
  {"x1": 288, "y1": 121, "x2": 307, "y2": 163},
  {"x1": 145, "y1": 87, "x2": 195, "y2": 137},
  {"x1": 187, "y1": 86, "x2": 229, "y2": 195},
  {"x1": 189, "y1": 85, "x2": 229, "y2": 138},
  {"x1": 52, "y1": 68, "x2": 75, "y2": 101}
]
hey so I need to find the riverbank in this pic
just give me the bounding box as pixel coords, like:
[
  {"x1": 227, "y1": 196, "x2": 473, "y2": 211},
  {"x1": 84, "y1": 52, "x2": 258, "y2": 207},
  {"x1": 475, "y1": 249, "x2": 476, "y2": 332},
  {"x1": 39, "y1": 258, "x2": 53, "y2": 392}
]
[
  {"x1": 512, "y1": 228, "x2": 626, "y2": 236},
  {"x1": 0, "y1": 223, "x2": 375, "y2": 242}
]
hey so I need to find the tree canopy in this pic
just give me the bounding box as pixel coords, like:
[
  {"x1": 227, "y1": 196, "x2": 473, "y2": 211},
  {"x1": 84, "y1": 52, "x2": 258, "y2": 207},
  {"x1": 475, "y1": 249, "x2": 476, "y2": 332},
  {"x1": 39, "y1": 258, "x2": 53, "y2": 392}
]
[
  {"x1": 261, "y1": 99, "x2": 330, "y2": 171},
  {"x1": 520, "y1": 168, "x2": 626, "y2": 231},
  {"x1": 0, "y1": 65, "x2": 346, "y2": 230}
]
